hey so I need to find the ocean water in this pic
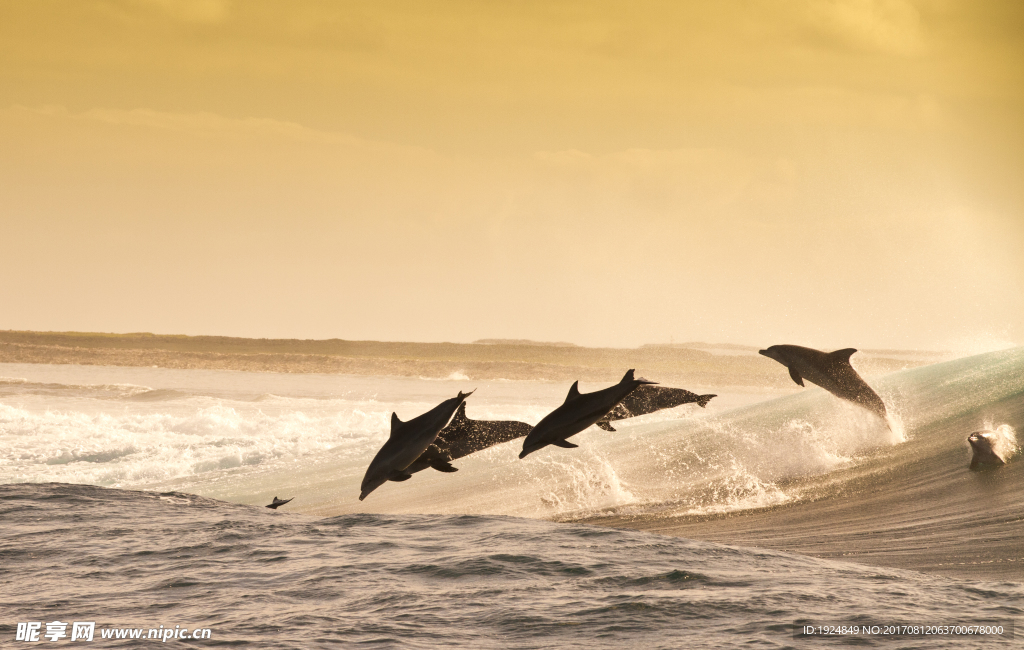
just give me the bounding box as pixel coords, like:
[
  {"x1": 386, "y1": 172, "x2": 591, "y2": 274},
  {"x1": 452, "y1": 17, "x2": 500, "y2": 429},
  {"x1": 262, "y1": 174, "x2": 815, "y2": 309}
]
[{"x1": 1, "y1": 349, "x2": 1022, "y2": 647}]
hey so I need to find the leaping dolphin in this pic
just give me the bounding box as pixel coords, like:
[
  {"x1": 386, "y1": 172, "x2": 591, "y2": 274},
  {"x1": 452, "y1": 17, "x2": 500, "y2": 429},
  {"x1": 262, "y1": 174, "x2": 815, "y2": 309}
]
[
  {"x1": 595, "y1": 385, "x2": 716, "y2": 432},
  {"x1": 266, "y1": 496, "x2": 293, "y2": 509},
  {"x1": 403, "y1": 403, "x2": 533, "y2": 474},
  {"x1": 519, "y1": 369, "x2": 657, "y2": 459},
  {"x1": 359, "y1": 390, "x2": 474, "y2": 500},
  {"x1": 758, "y1": 345, "x2": 888, "y2": 425},
  {"x1": 968, "y1": 431, "x2": 1006, "y2": 470},
  {"x1": 405, "y1": 387, "x2": 710, "y2": 475}
]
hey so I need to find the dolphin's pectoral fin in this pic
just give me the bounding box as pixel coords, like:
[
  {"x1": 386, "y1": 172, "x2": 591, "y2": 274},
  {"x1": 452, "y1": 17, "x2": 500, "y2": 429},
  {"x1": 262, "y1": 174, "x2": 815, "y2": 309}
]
[
  {"x1": 430, "y1": 461, "x2": 459, "y2": 473},
  {"x1": 552, "y1": 440, "x2": 579, "y2": 449},
  {"x1": 595, "y1": 422, "x2": 616, "y2": 432},
  {"x1": 788, "y1": 367, "x2": 805, "y2": 387},
  {"x1": 387, "y1": 471, "x2": 413, "y2": 482}
]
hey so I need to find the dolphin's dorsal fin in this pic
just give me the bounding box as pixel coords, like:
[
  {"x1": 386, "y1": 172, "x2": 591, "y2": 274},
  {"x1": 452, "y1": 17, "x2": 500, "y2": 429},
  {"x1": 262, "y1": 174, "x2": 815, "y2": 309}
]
[
  {"x1": 830, "y1": 348, "x2": 857, "y2": 363},
  {"x1": 789, "y1": 366, "x2": 805, "y2": 387},
  {"x1": 621, "y1": 369, "x2": 636, "y2": 382},
  {"x1": 564, "y1": 381, "x2": 581, "y2": 403},
  {"x1": 273, "y1": 496, "x2": 278, "y2": 501},
  {"x1": 390, "y1": 412, "x2": 403, "y2": 435}
]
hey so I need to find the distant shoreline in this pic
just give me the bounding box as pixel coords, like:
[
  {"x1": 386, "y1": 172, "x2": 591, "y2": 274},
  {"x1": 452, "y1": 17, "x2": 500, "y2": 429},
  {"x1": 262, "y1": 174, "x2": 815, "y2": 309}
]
[{"x1": 0, "y1": 330, "x2": 945, "y2": 386}]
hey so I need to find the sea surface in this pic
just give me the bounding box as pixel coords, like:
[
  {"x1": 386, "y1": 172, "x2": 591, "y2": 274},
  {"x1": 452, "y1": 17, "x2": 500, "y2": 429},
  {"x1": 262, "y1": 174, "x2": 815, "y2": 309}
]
[{"x1": 1, "y1": 349, "x2": 1022, "y2": 647}]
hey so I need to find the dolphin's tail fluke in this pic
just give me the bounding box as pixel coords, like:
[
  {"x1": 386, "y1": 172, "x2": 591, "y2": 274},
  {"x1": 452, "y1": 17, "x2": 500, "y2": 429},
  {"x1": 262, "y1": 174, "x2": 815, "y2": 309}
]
[{"x1": 697, "y1": 394, "x2": 716, "y2": 408}]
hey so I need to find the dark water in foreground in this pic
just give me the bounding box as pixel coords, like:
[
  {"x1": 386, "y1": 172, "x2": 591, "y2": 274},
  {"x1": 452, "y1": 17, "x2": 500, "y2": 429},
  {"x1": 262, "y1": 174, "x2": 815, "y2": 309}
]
[{"x1": 1, "y1": 483, "x2": 1020, "y2": 648}]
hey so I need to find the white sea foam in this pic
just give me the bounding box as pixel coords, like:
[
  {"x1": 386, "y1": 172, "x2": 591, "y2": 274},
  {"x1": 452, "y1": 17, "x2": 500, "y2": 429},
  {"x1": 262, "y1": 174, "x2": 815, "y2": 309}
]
[
  {"x1": 979, "y1": 422, "x2": 1020, "y2": 462},
  {"x1": 2, "y1": 348, "x2": 1021, "y2": 519},
  {"x1": 0, "y1": 399, "x2": 392, "y2": 487}
]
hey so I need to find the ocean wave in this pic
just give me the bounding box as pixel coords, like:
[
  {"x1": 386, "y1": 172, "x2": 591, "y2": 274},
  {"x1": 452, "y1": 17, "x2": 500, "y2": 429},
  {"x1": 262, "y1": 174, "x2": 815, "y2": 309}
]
[{"x1": 2, "y1": 483, "x2": 1020, "y2": 648}]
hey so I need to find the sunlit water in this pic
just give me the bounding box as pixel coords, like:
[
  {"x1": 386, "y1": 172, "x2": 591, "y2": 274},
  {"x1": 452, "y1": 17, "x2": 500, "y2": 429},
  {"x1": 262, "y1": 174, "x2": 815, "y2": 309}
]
[{"x1": 1, "y1": 349, "x2": 1022, "y2": 647}]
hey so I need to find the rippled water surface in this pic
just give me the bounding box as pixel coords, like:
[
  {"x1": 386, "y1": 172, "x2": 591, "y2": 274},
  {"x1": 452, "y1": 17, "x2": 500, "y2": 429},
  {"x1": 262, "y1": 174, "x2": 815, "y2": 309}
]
[
  {"x1": 1, "y1": 351, "x2": 1022, "y2": 646},
  {"x1": 1, "y1": 483, "x2": 1020, "y2": 648}
]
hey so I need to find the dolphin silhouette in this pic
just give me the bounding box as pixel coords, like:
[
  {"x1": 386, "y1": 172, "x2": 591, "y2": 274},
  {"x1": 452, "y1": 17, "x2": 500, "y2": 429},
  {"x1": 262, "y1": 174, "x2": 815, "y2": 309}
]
[
  {"x1": 403, "y1": 403, "x2": 533, "y2": 474},
  {"x1": 359, "y1": 390, "x2": 474, "y2": 500},
  {"x1": 758, "y1": 344, "x2": 888, "y2": 425},
  {"x1": 266, "y1": 496, "x2": 293, "y2": 509},
  {"x1": 519, "y1": 369, "x2": 657, "y2": 459},
  {"x1": 405, "y1": 388, "x2": 710, "y2": 476},
  {"x1": 595, "y1": 385, "x2": 716, "y2": 432},
  {"x1": 968, "y1": 431, "x2": 1006, "y2": 470}
]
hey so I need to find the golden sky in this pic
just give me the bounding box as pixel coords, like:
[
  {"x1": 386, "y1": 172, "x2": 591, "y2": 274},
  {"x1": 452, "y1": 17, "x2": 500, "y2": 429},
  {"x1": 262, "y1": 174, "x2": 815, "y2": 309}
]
[{"x1": 2, "y1": 1, "x2": 1022, "y2": 349}]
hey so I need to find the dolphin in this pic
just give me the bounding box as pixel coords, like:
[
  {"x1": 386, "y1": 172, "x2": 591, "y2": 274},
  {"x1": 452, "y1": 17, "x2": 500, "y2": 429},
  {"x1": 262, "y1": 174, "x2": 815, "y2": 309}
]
[
  {"x1": 595, "y1": 385, "x2": 716, "y2": 432},
  {"x1": 519, "y1": 369, "x2": 657, "y2": 459},
  {"x1": 266, "y1": 496, "x2": 293, "y2": 509},
  {"x1": 968, "y1": 431, "x2": 1006, "y2": 470},
  {"x1": 758, "y1": 345, "x2": 888, "y2": 424},
  {"x1": 359, "y1": 390, "x2": 474, "y2": 500},
  {"x1": 403, "y1": 403, "x2": 533, "y2": 474}
]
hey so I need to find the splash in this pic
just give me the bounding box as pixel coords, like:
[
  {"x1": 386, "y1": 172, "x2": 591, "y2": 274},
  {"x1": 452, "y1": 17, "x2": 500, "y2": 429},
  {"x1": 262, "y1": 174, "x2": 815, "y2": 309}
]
[
  {"x1": 978, "y1": 423, "x2": 1020, "y2": 463},
  {"x1": 529, "y1": 452, "x2": 638, "y2": 517}
]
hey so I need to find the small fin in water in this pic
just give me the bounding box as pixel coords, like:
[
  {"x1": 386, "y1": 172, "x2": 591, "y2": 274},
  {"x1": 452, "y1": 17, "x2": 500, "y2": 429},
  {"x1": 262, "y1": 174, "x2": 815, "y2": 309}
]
[{"x1": 697, "y1": 394, "x2": 716, "y2": 408}]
